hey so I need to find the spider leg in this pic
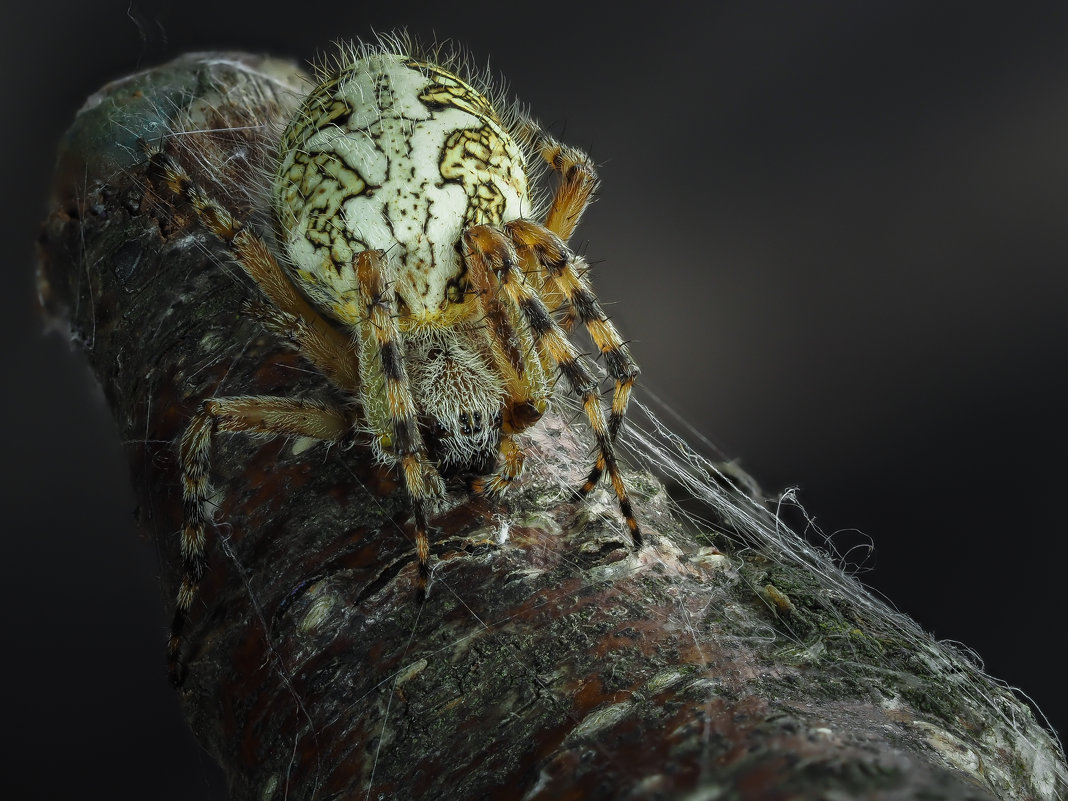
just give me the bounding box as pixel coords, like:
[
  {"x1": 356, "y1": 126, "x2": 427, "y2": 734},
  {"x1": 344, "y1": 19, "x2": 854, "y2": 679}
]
[
  {"x1": 473, "y1": 434, "x2": 526, "y2": 498},
  {"x1": 519, "y1": 129, "x2": 599, "y2": 332},
  {"x1": 147, "y1": 147, "x2": 360, "y2": 395},
  {"x1": 463, "y1": 225, "x2": 641, "y2": 547},
  {"x1": 463, "y1": 238, "x2": 553, "y2": 496},
  {"x1": 240, "y1": 299, "x2": 358, "y2": 393},
  {"x1": 511, "y1": 129, "x2": 635, "y2": 493},
  {"x1": 171, "y1": 396, "x2": 352, "y2": 686},
  {"x1": 524, "y1": 128, "x2": 600, "y2": 245},
  {"x1": 352, "y1": 249, "x2": 443, "y2": 600},
  {"x1": 504, "y1": 219, "x2": 639, "y2": 492}
]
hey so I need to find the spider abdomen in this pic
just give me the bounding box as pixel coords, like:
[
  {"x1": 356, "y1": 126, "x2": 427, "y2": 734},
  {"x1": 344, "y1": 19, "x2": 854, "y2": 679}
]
[{"x1": 273, "y1": 52, "x2": 532, "y2": 324}]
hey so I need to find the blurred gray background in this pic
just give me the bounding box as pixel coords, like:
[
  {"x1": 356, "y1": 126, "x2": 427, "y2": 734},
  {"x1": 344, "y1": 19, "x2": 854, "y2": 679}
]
[{"x1": 5, "y1": 1, "x2": 1066, "y2": 798}]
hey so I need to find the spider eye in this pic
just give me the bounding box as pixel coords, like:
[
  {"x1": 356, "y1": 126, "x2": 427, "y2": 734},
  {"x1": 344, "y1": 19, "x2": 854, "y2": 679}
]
[{"x1": 455, "y1": 411, "x2": 488, "y2": 436}]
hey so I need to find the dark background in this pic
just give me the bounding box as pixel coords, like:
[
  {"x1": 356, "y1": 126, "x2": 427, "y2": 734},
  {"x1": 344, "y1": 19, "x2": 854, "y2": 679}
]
[{"x1": 5, "y1": 1, "x2": 1066, "y2": 798}]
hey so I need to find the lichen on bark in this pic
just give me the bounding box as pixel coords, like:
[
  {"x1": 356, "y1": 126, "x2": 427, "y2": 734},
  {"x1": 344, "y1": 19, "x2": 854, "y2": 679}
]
[{"x1": 37, "y1": 51, "x2": 1067, "y2": 801}]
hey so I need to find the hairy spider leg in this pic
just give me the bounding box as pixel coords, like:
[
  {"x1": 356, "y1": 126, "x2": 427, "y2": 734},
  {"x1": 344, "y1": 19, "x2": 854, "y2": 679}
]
[
  {"x1": 147, "y1": 146, "x2": 371, "y2": 684},
  {"x1": 463, "y1": 242, "x2": 553, "y2": 497},
  {"x1": 505, "y1": 220, "x2": 639, "y2": 495},
  {"x1": 146, "y1": 147, "x2": 360, "y2": 395},
  {"x1": 506, "y1": 134, "x2": 640, "y2": 505},
  {"x1": 533, "y1": 134, "x2": 600, "y2": 328},
  {"x1": 506, "y1": 219, "x2": 638, "y2": 439},
  {"x1": 537, "y1": 135, "x2": 600, "y2": 244},
  {"x1": 171, "y1": 397, "x2": 352, "y2": 685},
  {"x1": 463, "y1": 226, "x2": 642, "y2": 547},
  {"x1": 352, "y1": 250, "x2": 443, "y2": 600}
]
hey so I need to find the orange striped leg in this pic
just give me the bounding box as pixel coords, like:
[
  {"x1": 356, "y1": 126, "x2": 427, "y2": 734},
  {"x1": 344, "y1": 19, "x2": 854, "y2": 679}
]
[
  {"x1": 535, "y1": 134, "x2": 600, "y2": 244},
  {"x1": 171, "y1": 396, "x2": 351, "y2": 686},
  {"x1": 504, "y1": 220, "x2": 639, "y2": 492},
  {"x1": 463, "y1": 226, "x2": 641, "y2": 547},
  {"x1": 146, "y1": 146, "x2": 359, "y2": 394},
  {"x1": 353, "y1": 250, "x2": 443, "y2": 599},
  {"x1": 505, "y1": 219, "x2": 638, "y2": 440},
  {"x1": 464, "y1": 236, "x2": 553, "y2": 496},
  {"x1": 471, "y1": 433, "x2": 526, "y2": 498}
]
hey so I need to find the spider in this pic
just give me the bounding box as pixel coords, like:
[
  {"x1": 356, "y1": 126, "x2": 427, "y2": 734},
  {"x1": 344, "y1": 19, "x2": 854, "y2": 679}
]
[{"x1": 150, "y1": 38, "x2": 641, "y2": 686}]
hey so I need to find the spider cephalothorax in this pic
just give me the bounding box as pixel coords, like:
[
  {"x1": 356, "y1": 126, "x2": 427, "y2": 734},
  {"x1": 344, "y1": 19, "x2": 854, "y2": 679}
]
[{"x1": 153, "y1": 38, "x2": 640, "y2": 686}]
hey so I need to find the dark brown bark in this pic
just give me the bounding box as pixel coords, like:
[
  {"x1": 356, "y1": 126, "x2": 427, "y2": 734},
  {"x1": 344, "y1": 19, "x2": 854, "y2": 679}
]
[{"x1": 37, "y1": 52, "x2": 1067, "y2": 801}]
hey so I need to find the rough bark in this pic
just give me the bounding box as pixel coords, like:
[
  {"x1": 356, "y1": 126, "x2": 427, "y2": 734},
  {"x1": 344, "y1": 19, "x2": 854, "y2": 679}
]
[{"x1": 37, "y1": 52, "x2": 1067, "y2": 801}]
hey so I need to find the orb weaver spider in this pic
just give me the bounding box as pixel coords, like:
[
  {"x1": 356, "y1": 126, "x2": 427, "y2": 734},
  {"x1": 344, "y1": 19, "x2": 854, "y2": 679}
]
[{"x1": 150, "y1": 37, "x2": 641, "y2": 686}]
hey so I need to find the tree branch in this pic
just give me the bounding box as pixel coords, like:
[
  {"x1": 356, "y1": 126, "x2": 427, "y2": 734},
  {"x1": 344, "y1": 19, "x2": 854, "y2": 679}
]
[{"x1": 37, "y1": 51, "x2": 1066, "y2": 801}]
